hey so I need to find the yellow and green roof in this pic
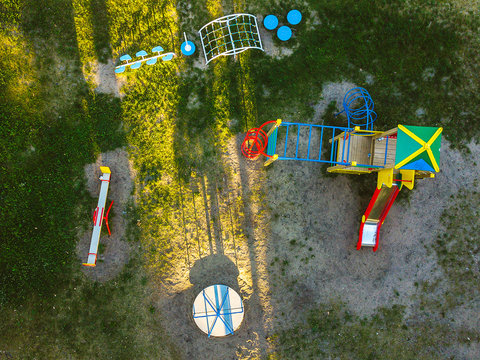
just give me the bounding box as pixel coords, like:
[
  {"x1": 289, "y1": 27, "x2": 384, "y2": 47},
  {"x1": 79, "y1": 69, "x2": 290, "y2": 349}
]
[{"x1": 394, "y1": 125, "x2": 442, "y2": 172}]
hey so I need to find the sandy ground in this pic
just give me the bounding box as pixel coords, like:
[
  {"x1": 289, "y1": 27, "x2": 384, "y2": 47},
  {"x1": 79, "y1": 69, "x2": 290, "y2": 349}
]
[
  {"x1": 147, "y1": 137, "x2": 274, "y2": 360},
  {"x1": 266, "y1": 140, "x2": 479, "y2": 316},
  {"x1": 265, "y1": 139, "x2": 480, "y2": 359},
  {"x1": 257, "y1": 19, "x2": 294, "y2": 59},
  {"x1": 313, "y1": 81, "x2": 356, "y2": 120},
  {"x1": 148, "y1": 82, "x2": 480, "y2": 359},
  {"x1": 150, "y1": 136, "x2": 480, "y2": 359},
  {"x1": 76, "y1": 148, "x2": 135, "y2": 282}
]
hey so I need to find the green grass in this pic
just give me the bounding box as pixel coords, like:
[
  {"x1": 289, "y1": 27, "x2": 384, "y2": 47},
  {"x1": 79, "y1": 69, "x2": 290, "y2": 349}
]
[
  {"x1": 248, "y1": 0, "x2": 480, "y2": 147},
  {"x1": 0, "y1": 90, "x2": 125, "y2": 304},
  {"x1": 20, "y1": 0, "x2": 79, "y2": 57},
  {"x1": 434, "y1": 189, "x2": 480, "y2": 308},
  {"x1": 0, "y1": 255, "x2": 180, "y2": 359},
  {"x1": 268, "y1": 301, "x2": 477, "y2": 360}
]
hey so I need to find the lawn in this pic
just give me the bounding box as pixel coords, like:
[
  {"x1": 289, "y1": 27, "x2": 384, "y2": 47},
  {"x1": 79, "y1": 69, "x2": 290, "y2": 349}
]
[{"x1": 0, "y1": 0, "x2": 479, "y2": 359}]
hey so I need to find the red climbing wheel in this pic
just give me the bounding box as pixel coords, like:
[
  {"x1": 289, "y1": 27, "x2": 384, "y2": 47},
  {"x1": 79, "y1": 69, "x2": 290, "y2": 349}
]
[{"x1": 241, "y1": 120, "x2": 277, "y2": 159}]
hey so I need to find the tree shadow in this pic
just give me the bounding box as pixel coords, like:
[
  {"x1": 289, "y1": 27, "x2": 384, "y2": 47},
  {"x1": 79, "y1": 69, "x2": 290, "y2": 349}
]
[
  {"x1": 189, "y1": 253, "x2": 240, "y2": 293},
  {"x1": 89, "y1": 0, "x2": 112, "y2": 63}
]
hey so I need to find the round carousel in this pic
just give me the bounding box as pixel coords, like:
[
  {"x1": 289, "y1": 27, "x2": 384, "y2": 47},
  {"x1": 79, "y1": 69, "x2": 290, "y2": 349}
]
[{"x1": 192, "y1": 284, "x2": 245, "y2": 337}]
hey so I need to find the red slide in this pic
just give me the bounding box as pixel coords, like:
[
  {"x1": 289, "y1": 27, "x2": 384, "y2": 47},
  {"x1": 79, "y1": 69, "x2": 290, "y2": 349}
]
[{"x1": 358, "y1": 184, "x2": 400, "y2": 252}]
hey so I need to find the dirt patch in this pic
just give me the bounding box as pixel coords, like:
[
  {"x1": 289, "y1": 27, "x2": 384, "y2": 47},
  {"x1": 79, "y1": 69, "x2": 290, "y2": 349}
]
[
  {"x1": 313, "y1": 81, "x2": 356, "y2": 121},
  {"x1": 193, "y1": 56, "x2": 208, "y2": 70},
  {"x1": 147, "y1": 82, "x2": 480, "y2": 358},
  {"x1": 77, "y1": 148, "x2": 135, "y2": 282},
  {"x1": 264, "y1": 138, "x2": 480, "y2": 330},
  {"x1": 257, "y1": 16, "x2": 293, "y2": 59},
  {"x1": 95, "y1": 59, "x2": 123, "y2": 97},
  {"x1": 148, "y1": 134, "x2": 274, "y2": 359}
]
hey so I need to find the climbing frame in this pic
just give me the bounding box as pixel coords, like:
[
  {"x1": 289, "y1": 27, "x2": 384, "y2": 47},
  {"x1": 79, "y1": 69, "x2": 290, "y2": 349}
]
[{"x1": 199, "y1": 14, "x2": 263, "y2": 64}]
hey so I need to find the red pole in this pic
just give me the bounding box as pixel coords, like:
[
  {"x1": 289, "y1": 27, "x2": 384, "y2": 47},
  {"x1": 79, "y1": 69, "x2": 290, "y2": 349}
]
[{"x1": 93, "y1": 207, "x2": 99, "y2": 225}]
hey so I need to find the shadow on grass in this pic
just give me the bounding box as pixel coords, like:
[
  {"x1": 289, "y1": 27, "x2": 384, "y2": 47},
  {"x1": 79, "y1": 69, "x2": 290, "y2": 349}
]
[{"x1": 89, "y1": 0, "x2": 112, "y2": 63}]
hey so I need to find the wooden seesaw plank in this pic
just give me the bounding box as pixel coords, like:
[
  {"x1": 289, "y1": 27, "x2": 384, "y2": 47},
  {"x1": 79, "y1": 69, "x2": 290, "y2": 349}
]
[{"x1": 83, "y1": 166, "x2": 111, "y2": 267}]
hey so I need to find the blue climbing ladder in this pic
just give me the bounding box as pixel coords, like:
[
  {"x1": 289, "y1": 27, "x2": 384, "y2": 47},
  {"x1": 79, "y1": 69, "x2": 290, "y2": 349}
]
[
  {"x1": 266, "y1": 122, "x2": 353, "y2": 165},
  {"x1": 265, "y1": 121, "x2": 387, "y2": 171}
]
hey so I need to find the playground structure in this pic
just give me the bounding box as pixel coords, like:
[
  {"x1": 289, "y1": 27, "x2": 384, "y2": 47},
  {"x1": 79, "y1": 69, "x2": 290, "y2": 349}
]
[
  {"x1": 115, "y1": 11, "x2": 303, "y2": 70},
  {"x1": 241, "y1": 88, "x2": 443, "y2": 252},
  {"x1": 114, "y1": 11, "x2": 306, "y2": 72},
  {"x1": 192, "y1": 284, "x2": 245, "y2": 337},
  {"x1": 199, "y1": 14, "x2": 263, "y2": 64},
  {"x1": 83, "y1": 167, "x2": 113, "y2": 267}
]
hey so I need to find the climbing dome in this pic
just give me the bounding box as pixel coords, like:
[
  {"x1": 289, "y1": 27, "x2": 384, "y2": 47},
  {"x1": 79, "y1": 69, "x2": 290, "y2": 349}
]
[{"x1": 198, "y1": 13, "x2": 263, "y2": 64}]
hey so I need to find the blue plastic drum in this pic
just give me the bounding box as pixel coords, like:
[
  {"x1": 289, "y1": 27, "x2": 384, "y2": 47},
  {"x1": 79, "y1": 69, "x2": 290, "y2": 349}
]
[
  {"x1": 277, "y1": 26, "x2": 292, "y2": 41},
  {"x1": 263, "y1": 15, "x2": 278, "y2": 30},
  {"x1": 287, "y1": 10, "x2": 302, "y2": 25}
]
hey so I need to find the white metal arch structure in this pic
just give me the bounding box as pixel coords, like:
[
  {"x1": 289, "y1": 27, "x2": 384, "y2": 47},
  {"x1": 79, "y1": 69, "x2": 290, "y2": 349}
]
[{"x1": 199, "y1": 13, "x2": 263, "y2": 64}]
